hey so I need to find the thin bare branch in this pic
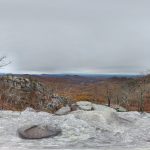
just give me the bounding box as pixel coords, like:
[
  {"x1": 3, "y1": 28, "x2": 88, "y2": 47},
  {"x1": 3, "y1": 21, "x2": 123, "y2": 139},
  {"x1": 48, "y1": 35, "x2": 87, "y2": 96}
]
[{"x1": 0, "y1": 56, "x2": 11, "y2": 68}]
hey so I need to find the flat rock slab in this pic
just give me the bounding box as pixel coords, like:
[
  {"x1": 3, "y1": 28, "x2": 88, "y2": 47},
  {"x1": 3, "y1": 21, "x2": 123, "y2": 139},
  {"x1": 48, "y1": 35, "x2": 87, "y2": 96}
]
[{"x1": 18, "y1": 124, "x2": 61, "y2": 139}]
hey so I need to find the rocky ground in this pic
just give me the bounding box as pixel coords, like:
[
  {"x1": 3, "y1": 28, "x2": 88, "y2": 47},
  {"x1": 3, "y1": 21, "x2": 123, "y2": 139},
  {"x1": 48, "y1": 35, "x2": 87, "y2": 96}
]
[{"x1": 0, "y1": 103, "x2": 150, "y2": 150}]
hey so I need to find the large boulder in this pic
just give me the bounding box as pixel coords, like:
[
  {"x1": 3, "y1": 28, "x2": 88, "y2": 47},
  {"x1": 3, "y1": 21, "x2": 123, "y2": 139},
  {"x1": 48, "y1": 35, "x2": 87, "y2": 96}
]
[
  {"x1": 18, "y1": 124, "x2": 61, "y2": 139},
  {"x1": 76, "y1": 101, "x2": 93, "y2": 111},
  {"x1": 55, "y1": 105, "x2": 71, "y2": 115}
]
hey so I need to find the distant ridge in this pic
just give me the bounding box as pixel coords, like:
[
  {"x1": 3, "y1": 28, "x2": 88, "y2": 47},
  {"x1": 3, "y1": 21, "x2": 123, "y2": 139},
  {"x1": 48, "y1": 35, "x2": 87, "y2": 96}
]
[
  {"x1": 0, "y1": 73, "x2": 143, "y2": 79},
  {"x1": 34, "y1": 73, "x2": 142, "y2": 79}
]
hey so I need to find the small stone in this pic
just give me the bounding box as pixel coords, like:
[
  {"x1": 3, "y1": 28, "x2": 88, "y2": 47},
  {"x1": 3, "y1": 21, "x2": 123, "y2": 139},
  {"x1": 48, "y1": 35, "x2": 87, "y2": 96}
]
[
  {"x1": 111, "y1": 105, "x2": 127, "y2": 112},
  {"x1": 70, "y1": 103, "x2": 79, "y2": 111},
  {"x1": 55, "y1": 105, "x2": 71, "y2": 115},
  {"x1": 24, "y1": 107, "x2": 36, "y2": 112}
]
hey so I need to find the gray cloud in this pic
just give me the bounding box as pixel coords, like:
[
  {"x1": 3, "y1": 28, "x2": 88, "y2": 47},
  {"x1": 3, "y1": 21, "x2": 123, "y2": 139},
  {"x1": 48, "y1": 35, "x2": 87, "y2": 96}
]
[{"x1": 0, "y1": 0, "x2": 150, "y2": 74}]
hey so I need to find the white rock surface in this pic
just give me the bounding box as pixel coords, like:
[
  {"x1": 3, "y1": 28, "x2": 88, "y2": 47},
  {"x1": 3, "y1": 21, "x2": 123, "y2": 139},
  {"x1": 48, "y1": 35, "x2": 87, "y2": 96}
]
[
  {"x1": 0, "y1": 105, "x2": 150, "y2": 150},
  {"x1": 92, "y1": 103, "x2": 116, "y2": 112},
  {"x1": 76, "y1": 101, "x2": 93, "y2": 110}
]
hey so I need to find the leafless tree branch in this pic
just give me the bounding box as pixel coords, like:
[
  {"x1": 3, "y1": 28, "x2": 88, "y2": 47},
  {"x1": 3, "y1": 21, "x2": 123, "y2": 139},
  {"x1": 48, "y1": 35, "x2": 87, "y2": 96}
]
[{"x1": 0, "y1": 56, "x2": 11, "y2": 68}]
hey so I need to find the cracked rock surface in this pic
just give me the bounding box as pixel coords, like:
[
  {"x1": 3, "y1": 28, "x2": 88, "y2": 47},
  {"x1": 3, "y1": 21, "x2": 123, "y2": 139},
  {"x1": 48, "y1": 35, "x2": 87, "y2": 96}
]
[{"x1": 0, "y1": 104, "x2": 150, "y2": 150}]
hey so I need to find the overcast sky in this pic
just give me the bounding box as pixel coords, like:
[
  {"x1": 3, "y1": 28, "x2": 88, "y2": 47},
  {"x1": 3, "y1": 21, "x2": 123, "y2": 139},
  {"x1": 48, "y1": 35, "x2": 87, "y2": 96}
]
[{"x1": 0, "y1": 0, "x2": 150, "y2": 74}]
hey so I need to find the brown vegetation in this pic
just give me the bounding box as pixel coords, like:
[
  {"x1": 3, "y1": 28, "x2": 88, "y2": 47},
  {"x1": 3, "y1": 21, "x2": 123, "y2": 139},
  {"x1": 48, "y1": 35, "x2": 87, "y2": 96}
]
[
  {"x1": 0, "y1": 75, "x2": 53, "y2": 111},
  {"x1": 33, "y1": 75, "x2": 150, "y2": 112},
  {"x1": 0, "y1": 74, "x2": 150, "y2": 112}
]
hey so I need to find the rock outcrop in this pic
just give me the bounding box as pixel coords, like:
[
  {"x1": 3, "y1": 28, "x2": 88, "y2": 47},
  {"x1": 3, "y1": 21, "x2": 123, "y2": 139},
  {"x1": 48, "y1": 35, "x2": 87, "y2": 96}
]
[
  {"x1": 0, "y1": 75, "x2": 53, "y2": 111},
  {"x1": 0, "y1": 74, "x2": 74, "y2": 112},
  {"x1": 1, "y1": 75, "x2": 45, "y2": 93},
  {"x1": 1, "y1": 103, "x2": 146, "y2": 149}
]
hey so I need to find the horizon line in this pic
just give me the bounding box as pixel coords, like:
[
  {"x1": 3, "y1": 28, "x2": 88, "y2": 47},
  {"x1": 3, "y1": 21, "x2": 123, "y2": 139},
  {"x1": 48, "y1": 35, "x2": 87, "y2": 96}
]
[{"x1": 0, "y1": 72, "x2": 143, "y2": 75}]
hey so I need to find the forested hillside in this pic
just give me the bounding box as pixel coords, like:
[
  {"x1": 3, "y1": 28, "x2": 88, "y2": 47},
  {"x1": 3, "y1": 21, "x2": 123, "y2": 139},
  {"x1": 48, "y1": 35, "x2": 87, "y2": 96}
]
[{"x1": 0, "y1": 74, "x2": 150, "y2": 112}]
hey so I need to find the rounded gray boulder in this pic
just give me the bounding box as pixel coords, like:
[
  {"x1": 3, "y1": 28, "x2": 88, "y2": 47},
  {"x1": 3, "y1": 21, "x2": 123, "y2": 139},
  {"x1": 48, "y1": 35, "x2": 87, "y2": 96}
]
[{"x1": 17, "y1": 124, "x2": 61, "y2": 139}]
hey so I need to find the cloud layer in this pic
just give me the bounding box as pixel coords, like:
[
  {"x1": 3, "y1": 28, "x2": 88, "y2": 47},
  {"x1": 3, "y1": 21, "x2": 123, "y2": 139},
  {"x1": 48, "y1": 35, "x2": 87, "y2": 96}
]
[{"x1": 0, "y1": 0, "x2": 150, "y2": 74}]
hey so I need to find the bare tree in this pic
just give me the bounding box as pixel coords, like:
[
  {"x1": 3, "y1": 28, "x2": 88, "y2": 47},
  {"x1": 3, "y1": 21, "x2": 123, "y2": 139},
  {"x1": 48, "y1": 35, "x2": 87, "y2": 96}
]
[
  {"x1": 136, "y1": 78, "x2": 147, "y2": 113},
  {"x1": 119, "y1": 80, "x2": 136, "y2": 110},
  {"x1": 104, "y1": 84, "x2": 113, "y2": 107},
  {"x1": 0, "y1": 56, "x2": 10, "y2": 109},
  {"x1": 0, "y1": 56, "x2": 11, "y2": 68}
]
